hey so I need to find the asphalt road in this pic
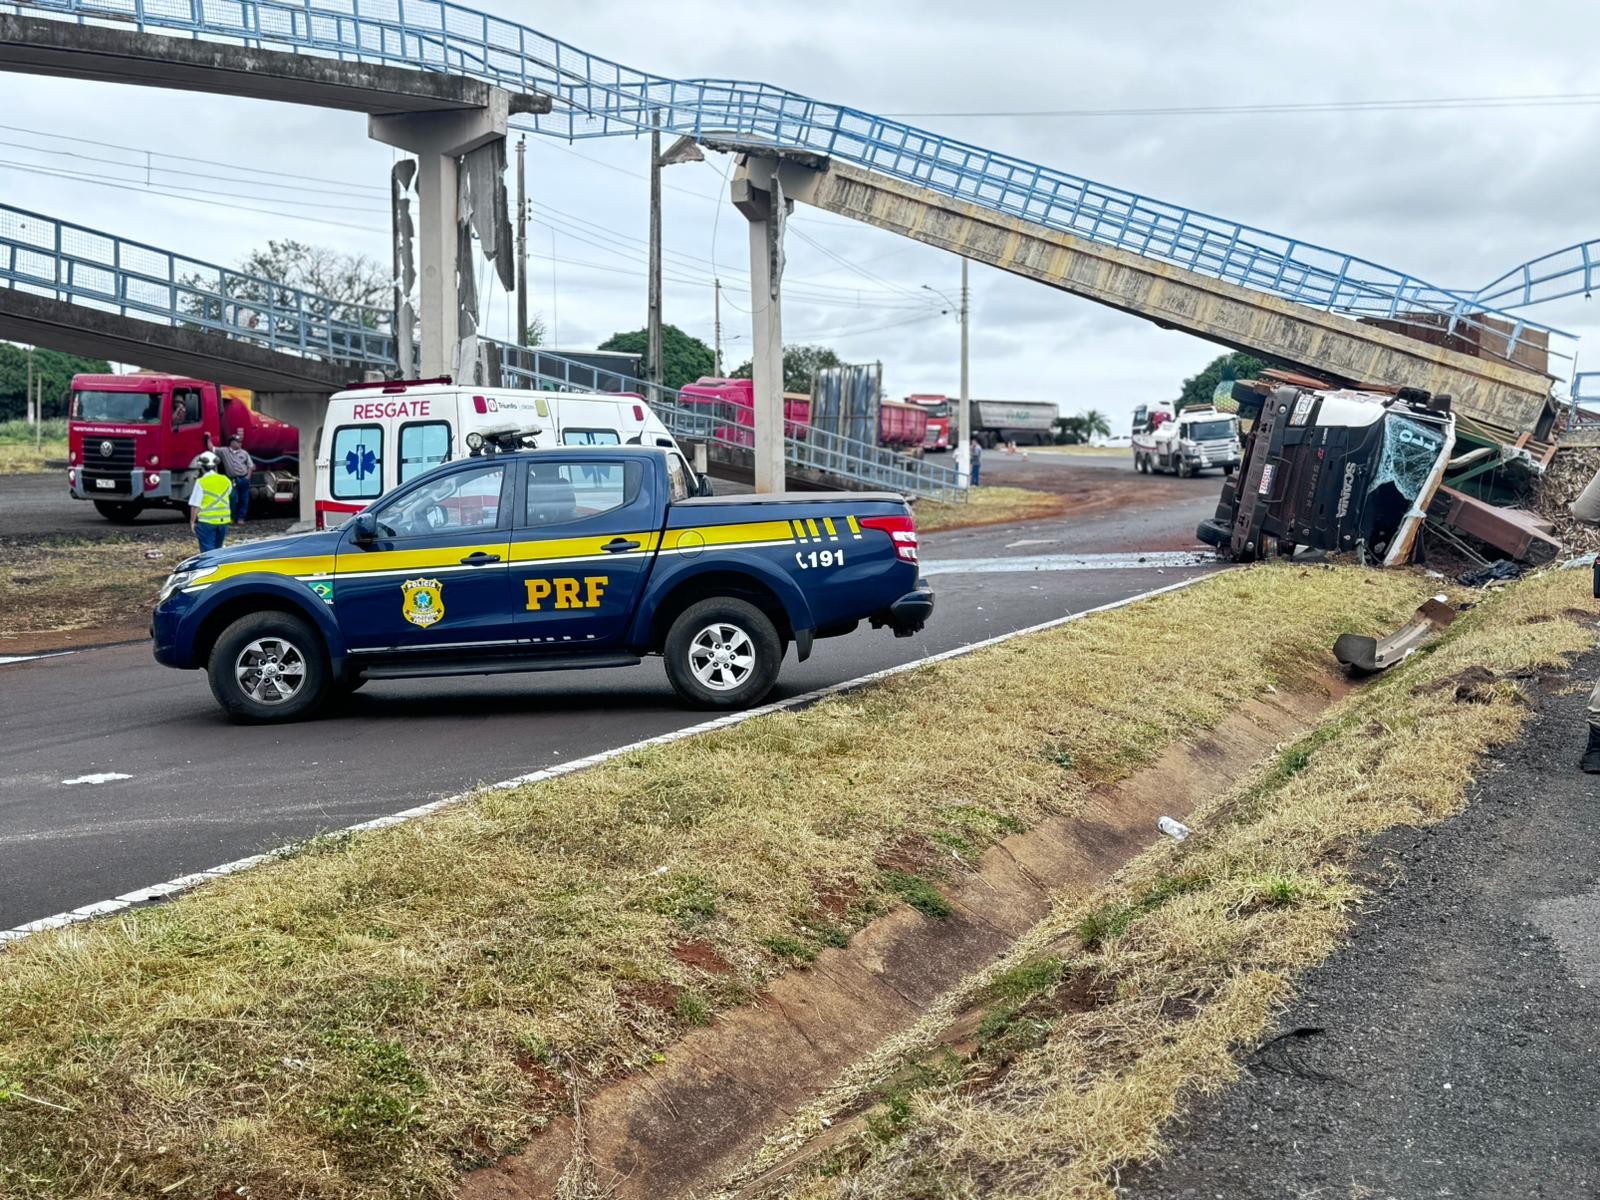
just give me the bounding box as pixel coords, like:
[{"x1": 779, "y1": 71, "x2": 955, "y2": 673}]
[
  {"x1": 1126, "y1": 654, "x2": 1600, "y2": 1200},
  {"x1": 0, "y1": 471, "x2": 298, "y2": 538},
  {"x1": 1, "y1": 490, "x2": 1224, "y2": 929}
]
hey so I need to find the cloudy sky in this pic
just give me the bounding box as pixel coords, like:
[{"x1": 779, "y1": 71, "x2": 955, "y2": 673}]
[{"x1": 3, "y1": 0, "x2": 1599, "y2": 429}]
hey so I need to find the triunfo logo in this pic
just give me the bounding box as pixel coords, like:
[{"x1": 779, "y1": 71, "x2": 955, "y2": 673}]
[{"x1": 525, "y1": 576, "x2": 609, "y2": 610}]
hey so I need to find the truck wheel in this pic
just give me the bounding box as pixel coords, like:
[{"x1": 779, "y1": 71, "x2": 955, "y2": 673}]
[
  {"x1": 94, "y1": 499, "x2": 144, "y2": 524},
  {"x1": 664, "y1": 597, "x2": 783, "y2": 710},
  {"x1": 1177, "y1": 458, "x2": 1194, "y2": 479},
  {"x1": 1224, "y1": 464, "x2": 1237, "y2": 477},
  {"x1": 207, "y1": 611, "x2": 329, "y2": 723}
]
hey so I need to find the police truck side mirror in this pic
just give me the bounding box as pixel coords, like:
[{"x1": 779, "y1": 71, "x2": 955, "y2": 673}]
[
  {"x1": 696, "y1": 473, "x2": 715, "y2": 497},
  {"x1": 350, "y1": 511, "x2": 378, "y2": 546}
]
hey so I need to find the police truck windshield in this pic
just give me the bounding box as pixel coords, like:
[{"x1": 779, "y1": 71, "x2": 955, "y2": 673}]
[
  {"x1": 1190, "y1": 420, "x2": 1235, "y2": 441},
  {"x1": 72, "y1": 390, "x2": 162, "y2": 424}
]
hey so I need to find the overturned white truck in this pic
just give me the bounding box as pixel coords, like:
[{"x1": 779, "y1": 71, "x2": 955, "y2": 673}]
[{"x1": 1198, "y1": 383, "x2": 1455, "y2": 566}]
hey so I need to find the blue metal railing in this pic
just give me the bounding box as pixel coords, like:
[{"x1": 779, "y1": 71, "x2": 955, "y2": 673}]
[
  {"x1": 0, "y1": 201, "x2": 394, "y2": 366},
  {"x1": 1, "y1": 0, "x2": 1571, "y2": 368},
  {"x1": 1468, "y1": 239, "x2": 1600, "y2": 312},
  {"x1": 0, "y1": 199, "x2": 962, "y2": 497},
  {"x1": 496, "y1": 350, "x2": 967, "y2": 500}
]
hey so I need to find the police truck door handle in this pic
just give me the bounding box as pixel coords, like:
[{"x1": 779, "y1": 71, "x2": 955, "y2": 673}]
[
  {"x1": 603, "y1": 538, "x2": 641, "y2": 553},
  {"x1": 460, "y1": 552, "x2": 501, "y2": 565}
]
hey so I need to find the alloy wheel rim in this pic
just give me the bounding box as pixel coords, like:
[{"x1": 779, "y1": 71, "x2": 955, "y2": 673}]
[
  {"x1": 235, "y1": 637, "x2": 307, "y2": 705},
  {"x1": 688, "y1": 622, "x2": 755, "y2": 691}
]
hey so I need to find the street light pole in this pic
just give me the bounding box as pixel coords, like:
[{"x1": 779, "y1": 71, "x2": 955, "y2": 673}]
[
  {"x1": 647, "y1": 112, "x2": 663, "y2": 403},
  {"x1": 515, "y1": 135, "x2": 528, "y2": 348},
  {"x1": 923, "y1": 262, "x2": 973, "y2": 487},
  {"x1": 958, "y1": 256, "x2": 970, "y2": 487}
]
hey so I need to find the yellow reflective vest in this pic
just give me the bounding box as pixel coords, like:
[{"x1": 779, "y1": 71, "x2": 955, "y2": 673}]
[{"x1": 196, "y1": 472, "x2": 233, "y2": 525}]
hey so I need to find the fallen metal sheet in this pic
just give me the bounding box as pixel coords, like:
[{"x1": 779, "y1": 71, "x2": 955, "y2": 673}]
[
  {"x1": 1333, "y1": 597, "x2": 1456, "y2": 675},
  {"x1": 1428, "y1": 485, "x2": 1562, "y2": 565}
]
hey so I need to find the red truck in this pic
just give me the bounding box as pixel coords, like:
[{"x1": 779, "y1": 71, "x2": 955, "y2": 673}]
[
  {"x1": 677, "y1": 378, "x2": 811, "y2": 447},
  {"x1": 68, "y1": 373, "x2": 300, "y2": 523},
  {"x1": 876, "y1": 400, "x2": 928, "y2": 451},
  {"x1": 906, "y1": 394, "x2": 953, "y2": 452}
]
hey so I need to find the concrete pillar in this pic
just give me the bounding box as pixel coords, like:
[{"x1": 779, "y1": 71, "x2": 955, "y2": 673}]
[
  {"x1": 256, "y1": 391, "x2": 326, "y2": 530},
  {"x1": 370, "y1": 92, "x2": 512, "y2": 380},
  {"x1": 732, "y1": 171, "x2": 789, "y2": 494}
]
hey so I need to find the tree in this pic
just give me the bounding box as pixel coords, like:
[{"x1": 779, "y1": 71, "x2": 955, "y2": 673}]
[
  {"x1": 523, "y1": 314, "x2": 547, "y2": 348},
  {"x1": 1052, "y1": 409, "x2": 1113, "y2": 445},
  {"x1": 730, "y1": 344, "x2": 843, "y2": 393},
  {"x1": 0, "y1": 344, "x2": 113, "y2": 422},
  {"x1": 1177, "y1": 352, "x2": 1286, "y2": 411},
  {"x1": 237, "y1": 240, "x2": 388, "y2": 316},
  {"x1": 598, "y1": 325, "x2": 714, "y2": 392}
]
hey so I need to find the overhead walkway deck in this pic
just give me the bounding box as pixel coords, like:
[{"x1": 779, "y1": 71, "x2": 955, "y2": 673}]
[{"x1": 730, "y1": 152, "x2": 1560, "y2": 442}]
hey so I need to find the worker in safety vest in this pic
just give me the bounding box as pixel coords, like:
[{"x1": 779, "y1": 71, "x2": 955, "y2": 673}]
[{"x1": 189, "y1": 452, "x2": 233, "y2": 552}]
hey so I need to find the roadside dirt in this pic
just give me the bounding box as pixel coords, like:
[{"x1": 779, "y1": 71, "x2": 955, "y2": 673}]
[
  {"x1": 1121, "y1": 654, "x2": 1600, "y2": 1200},
  {"x1": 461, "y1": 675, "x2": 1347, "y2": 1200}
]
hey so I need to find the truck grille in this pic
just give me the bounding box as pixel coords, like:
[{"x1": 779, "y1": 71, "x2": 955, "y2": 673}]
[
  {"x1": 1199, "y1": 439, "x2": 1237, "y2": 458},
  {"x1": 82, "y1": 436, "x2": 137, "y2": 495}
]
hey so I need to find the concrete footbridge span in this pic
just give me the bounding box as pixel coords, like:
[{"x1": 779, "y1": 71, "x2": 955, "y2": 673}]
[{"x1": 0, "y1": 0, "x2": 1584, "y2": 476}]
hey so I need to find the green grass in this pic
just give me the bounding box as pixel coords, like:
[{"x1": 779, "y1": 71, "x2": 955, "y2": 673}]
[
  {"x1": 0, "y1": 564, "x2": 1434, "y2": 1198},
  {"x1": 0, "y1": 420, "x2": 67, "y2": 474},
  {"x1": 767, "y1": 568, "x2": 1597, "y2": 1200}
]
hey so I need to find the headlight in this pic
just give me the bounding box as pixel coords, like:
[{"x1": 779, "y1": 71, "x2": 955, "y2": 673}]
[{"x1": 157, "y1": 566, "x2": 217, "y2": 604}]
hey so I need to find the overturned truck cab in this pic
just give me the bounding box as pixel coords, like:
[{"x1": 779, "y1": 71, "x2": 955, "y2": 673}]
[{"x1": 1198, "y1": 383, "x2": 1455, "y2": 566}]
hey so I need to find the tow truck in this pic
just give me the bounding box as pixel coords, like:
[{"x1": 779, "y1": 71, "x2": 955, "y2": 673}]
[
  {"x1": 151, "y1": 437, "x2": 934, "y2": 722},
  {"x1": 1131, "y1": 403, "x2": 1242, "y2": 477}
]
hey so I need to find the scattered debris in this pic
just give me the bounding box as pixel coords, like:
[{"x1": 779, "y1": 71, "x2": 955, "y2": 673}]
[
  {"x1": 1157, "y1": 816, "x2": 1190, "y2": 841},
  {"x1": 1458, "y1": 560, "x2": 1523, "y2": 588},
  {"x1": 1333, "y1": 597, "x2": 1456, "y2": 675},
  {"x1": 1428, "y1": 487, "x2": 1561, "y2": 566}
]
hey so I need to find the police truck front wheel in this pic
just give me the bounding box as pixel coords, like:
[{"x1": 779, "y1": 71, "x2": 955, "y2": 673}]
[
  {"x1": 664, "y1": 597, "x2": 783, "y2": 710},
  {"x1": 207, "y1": 612, "x2": 329, "y2": 723}
]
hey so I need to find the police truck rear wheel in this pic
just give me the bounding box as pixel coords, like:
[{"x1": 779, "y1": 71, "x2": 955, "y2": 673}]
[
  {"x1": 208, "y1": 612, "x2": 328, "y2": 723},
  {"x1": 664, "y1": 597, "x2": 782, "y2": 710}
]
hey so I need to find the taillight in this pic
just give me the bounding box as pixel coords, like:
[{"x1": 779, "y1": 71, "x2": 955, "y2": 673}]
[{"x1": 860, "y1": 514, "x2": 919, "y2": 564}]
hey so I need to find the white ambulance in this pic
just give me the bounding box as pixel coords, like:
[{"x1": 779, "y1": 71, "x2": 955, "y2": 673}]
[{"x1": 313, "y1": 378, "x2": 682, "y2": 528}]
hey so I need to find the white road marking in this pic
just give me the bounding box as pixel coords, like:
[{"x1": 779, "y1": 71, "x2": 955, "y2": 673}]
[
  {"x1": 61, "y1": 773, "x2": 134, "y2": 786},
  {"x1": 0, "y1": 651, "x2": 72, "y2": 667},
  {"x1": 1004, "y1": 538, "x2": 1058, "y2": 549},
  {"x1": 922, "y1": 550, "x2": 1213, "y2": 575},
  {"x1": 0, "y1": 572, "x2": 1216, "y2": 947}
]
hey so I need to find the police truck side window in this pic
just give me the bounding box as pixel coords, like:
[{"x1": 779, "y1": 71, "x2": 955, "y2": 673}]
[
  {"x1": 399, "y1": 421, "x2": 451, "y2": 483},
  {"x1": 560, "y1": 429, "x2": 622, "y2": 446},
  {"x1": 376, "y1": 464, "x2": 505, "y2": 538},
  {"x1": 331, "y1": 424, "x2": 384, "y2": 500},
  {"x1": 666, "y1": 455, "x2": 692, "y2": 503},
  {"x1": 524, "y1": 461, "x2": 642, "y2": 528}
]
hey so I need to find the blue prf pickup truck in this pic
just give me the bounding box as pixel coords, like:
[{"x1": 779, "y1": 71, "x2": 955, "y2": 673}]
[{"x1": 152, "y1": 446, "x2": 934, "y2": 722}]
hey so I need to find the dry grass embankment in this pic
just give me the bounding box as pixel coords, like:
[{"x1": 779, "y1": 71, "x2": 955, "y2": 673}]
[
  {"x1": 0, "y1": 565, "x2": 1430, "y2": 1199},
  {"x1": 0, "y1": 536, "x2": 173, "y2": 641},
  {"x1": 913, "y1": 484, "x2": 1073, "y2": 532},
  {"x1": 749, "y1": 568, "x2": 1595, "y2": 1200},
  {"x1": 0, "y1": 419, "x2": 67, "y2": 474}
]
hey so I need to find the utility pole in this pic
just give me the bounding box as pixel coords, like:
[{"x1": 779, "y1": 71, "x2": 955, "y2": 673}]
[
  {"x1": 958, "y1": 256, "x2": 971, "y2": 487},
  {"x1": 515, "y1": 135, "x2": 529, "y2": 349},
  {"x1": 647, "y1": 111, "x2": 663, "y2": 402},
  {"x1": 713, "y1": 277, "x2": 724, "y2": 377}
]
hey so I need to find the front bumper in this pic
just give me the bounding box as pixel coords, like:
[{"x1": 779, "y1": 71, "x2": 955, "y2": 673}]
[{"x1": 871, "y1": 582, "x2": 935, "y2": 638}]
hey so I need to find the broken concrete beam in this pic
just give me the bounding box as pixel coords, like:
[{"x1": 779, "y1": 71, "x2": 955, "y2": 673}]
[{"x1": 1428, "y1": 486, "x2": 1563, "y2": 565}]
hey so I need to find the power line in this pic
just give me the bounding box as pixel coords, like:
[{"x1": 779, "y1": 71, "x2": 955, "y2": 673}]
[
  {"x1": 882, "y1": 90, "x2": 1600, "y2": 120},
  {"x1": 0, "y1": 160, "x2": 384, "y2": 233},
  {"x1": 0, "y1": 122, "x2": 390, "y2": 193}
]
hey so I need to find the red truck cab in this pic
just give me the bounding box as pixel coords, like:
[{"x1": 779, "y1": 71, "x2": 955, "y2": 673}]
[
  {"x1": 67, "y1": 373, "x2": 298, "y2": 523},
  {"x1": 906, "y1": 394, "x2": 953, "y2": 452}
]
